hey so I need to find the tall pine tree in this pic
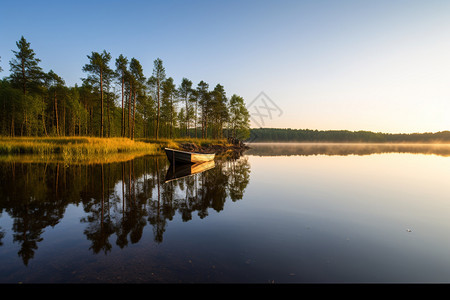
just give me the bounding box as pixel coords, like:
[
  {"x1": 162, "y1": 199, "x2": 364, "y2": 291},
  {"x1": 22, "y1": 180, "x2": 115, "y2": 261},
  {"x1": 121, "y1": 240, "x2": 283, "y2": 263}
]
[
  {"x1": 147, "y1": 58, "x2": 166, "y2": 140},
  {"x1": 129, "y1": 58, "x2": 145, "y2": 139},
  {"x1": 9, "y1": 36, "x2": 44, "y2": 136},
  {"x1": 9, "y1": 36, "x2": 43, "y2": 95},
  {"x1": 45, "y1": 70, "x2": 65, "y2": 135},
  {"x1": 178, "y1": 78, "x2": 193, "y2": 137},
  {"x1": 82, "y1": 50, "x2": 112, "y2": 137},
  {"x1": 115, "y1": 54, "x2": 128, "y2": 137}
]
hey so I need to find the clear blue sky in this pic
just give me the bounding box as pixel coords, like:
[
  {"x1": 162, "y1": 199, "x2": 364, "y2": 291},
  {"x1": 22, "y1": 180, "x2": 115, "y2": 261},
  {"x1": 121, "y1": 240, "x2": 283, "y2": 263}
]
[{"x1": 1, "y1": 0, "x2": 450, "y2": 133}]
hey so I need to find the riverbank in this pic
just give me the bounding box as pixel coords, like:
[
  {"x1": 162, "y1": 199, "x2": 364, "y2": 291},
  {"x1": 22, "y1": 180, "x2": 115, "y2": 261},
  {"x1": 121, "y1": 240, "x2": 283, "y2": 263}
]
[
  {"x1": 0, "y1": 137, "x2": 159, "y2": 155},
  {"x1": 0, "y1": 136, "x2": 249, "y2": 162},
  {"x1": 139, "y1": 137, "x2": 250, "y2": 159}
]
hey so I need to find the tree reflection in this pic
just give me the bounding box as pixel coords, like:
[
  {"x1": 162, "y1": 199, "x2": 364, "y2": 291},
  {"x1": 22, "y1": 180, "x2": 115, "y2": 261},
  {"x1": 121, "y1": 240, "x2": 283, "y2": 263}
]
[
  {"x1": 246, "y1": 142, "x2": 450, "y2": 157},
  {"x1": 0, "y1": 155, "x2": 251, "y2": 264},
  {"x1": 0, "y1": 162, "x2": 84, "y2": 265}
]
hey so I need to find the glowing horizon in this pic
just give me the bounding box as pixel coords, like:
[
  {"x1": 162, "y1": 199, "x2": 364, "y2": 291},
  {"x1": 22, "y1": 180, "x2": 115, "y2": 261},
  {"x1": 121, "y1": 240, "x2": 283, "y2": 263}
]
[{"x1": 1, "y1": 0, "x2": 449, "y2": 134}]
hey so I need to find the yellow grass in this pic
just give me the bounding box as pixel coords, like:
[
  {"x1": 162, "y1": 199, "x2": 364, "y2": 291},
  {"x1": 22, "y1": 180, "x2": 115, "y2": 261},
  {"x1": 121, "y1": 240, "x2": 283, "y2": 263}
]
[
  {"x1": 0, "y1": 136, "x2": 231, "y2": 163},
  {"x1": 0, "y1": 137, "x2": 160, "y2": 160},
  {"x1": 0, "y1": 152, "x2": 151, "y2": 165}
]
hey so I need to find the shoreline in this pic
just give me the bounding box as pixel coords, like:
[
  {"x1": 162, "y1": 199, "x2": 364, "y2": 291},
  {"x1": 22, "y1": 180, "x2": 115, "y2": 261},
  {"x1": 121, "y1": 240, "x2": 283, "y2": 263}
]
[{"x1": 0, "y1": 137, "x2": 250, "y2": 162}]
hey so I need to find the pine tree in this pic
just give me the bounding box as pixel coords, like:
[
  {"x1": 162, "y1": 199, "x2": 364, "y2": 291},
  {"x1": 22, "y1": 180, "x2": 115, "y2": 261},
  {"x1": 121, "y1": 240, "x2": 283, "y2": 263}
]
[
  {"x1": 82, "y1": 50, "x2": 112, "y2": 137},
  {"x1": 9, "y1": 36, "x2": 44, "y2": 136},
  {"x1": 229, "y1": 94, "x2": 250, "y2": 140},
  {"x1": 45, "y1": 70, "x2": 65, "y2": 135},
  {"x1": 161, "y1": 77, "x2": 177, "y2": 138},
  {"x1": 129, "y1": 58, "x2": 145, "y2": 139},
  {"x1": 178, "y1": 78, "x2": 193, "y2": 137},
  {"x1": 115, "y1": 54, "x2": 128, "y2": 137},
  {"x1": 211, "y1": 84, "x2": 228, "y2": 138},
  {"x1": 9, "y1": 36, "x2": 44, "y2": 95},
  {"x1": 196, "y1": 81, "x2": 209, "y2": 138},
  {"x1": 147, "y1": 58, "x2": 166, "y2": 140}
]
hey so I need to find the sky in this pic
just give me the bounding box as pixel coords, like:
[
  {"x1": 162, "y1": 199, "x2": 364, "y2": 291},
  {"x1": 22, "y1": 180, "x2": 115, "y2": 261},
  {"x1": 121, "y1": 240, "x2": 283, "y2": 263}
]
[{"x1": 1, "y1": 0, "x2": 450, "y2": 133}]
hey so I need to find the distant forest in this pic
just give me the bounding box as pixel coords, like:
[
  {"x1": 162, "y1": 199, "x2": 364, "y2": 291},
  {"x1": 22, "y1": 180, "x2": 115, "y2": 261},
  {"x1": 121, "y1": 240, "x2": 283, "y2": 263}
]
[
  {"x1": 0, "y1": 36, "x2": 250, "y2": 140},
  {"x1": 249, "y1": 128, "x2": 450, "y2": 143}
]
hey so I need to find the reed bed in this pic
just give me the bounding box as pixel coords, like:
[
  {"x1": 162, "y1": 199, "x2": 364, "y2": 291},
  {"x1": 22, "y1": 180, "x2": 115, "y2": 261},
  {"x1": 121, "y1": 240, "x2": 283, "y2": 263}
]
[
  {"x1": 0, "y1": 137, "x2": 232, "y2": 164},
  {"x1": 0, "y1": 152, "x2": 152, "y2": 165},
  {"x1": 0, "y1": 137, "x2": 161, "y2": 158}
]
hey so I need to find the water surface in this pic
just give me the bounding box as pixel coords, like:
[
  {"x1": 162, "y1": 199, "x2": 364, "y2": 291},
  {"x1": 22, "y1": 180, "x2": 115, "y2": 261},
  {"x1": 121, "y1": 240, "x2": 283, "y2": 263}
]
[{"x1": 1, "y1": 143, "x2": 450, "y2": 283}]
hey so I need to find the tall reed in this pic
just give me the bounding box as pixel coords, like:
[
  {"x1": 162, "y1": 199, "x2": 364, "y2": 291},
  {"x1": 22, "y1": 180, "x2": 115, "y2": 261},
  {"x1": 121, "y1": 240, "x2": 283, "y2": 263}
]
[{"x1": 0, "y1": 137, "x2": 160, "y2": 157}]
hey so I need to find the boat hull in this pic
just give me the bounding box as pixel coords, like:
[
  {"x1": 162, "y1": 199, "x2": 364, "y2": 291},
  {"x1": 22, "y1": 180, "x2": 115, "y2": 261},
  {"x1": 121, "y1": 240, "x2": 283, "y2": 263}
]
[{"x1": 164, "y1": 148, "x2": 215, "y2": 164}]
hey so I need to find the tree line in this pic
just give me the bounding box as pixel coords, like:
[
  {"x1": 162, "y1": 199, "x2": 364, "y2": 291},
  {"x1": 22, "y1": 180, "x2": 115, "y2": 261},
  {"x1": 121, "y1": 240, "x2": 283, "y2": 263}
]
[
  {"x1": 0, "y1": 36, "x2": 250, "y2": 140},
  {"x1": 250, "y1": 128, "x2": 450, "y2": 143}
]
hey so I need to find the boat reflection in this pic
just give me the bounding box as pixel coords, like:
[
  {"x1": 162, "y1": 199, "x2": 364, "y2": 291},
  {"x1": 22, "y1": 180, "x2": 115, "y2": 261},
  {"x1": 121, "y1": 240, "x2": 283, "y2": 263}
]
[
  {"x1": 165, "y1": 161, "x2": 216, "y2": 183},
  {"x1": 0, "y1": 155, "x2": 250, "y2": 265}
]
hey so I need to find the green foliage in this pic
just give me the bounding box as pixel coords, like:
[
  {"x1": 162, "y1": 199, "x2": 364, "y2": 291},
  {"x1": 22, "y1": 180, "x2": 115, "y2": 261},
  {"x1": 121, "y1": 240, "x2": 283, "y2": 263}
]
[
  {"x1": 114, "y1": 54, "x2": 129, "y2": 137},
  {"x1": 210, "y1": 84, "x2": 229, "y2": 139},
  {"x1": 229, "y1": 94, "x2": 250, "y2": 140},
  {"x1": 82, "y1": 50, "x2": 113, "y2": 137},
  {"x1": 148, "y1": 58, "x2": 166, "y2": 140},
  {"x1": 0, "y1": 36, "x2": 250, "y2": 141},
  {"x1": 161, "y1": 77, "x2": 177, "y2": 138},
  {"x1": 249, "y1": 128, "x2": 450, "y2": 143},
  {"x1": 9, "y1": 36, "x2": 44, "y2": 95},
  {"x1": 178, "y1": 78, "x2": 194, "y2": 136}
]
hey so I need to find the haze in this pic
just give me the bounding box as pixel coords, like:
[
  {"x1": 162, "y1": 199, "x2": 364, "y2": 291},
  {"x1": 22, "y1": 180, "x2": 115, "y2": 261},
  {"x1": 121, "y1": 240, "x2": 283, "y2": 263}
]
[{"x1": 1, "y1": 0, "x2": 449, "y2": 134}]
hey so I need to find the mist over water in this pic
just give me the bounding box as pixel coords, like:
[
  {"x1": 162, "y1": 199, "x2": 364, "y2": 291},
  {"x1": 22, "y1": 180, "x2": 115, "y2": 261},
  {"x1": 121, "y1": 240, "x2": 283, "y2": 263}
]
[{"x1": 246, "y1": 142, "x2": 450, "y2": 157}]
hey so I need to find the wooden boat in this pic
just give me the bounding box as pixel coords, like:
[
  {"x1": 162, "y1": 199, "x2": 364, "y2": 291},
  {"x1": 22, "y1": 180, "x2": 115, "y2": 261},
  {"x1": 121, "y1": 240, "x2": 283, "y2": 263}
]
[
  {"x1": 165, "y1": 160, "x2": 215, "y2": 183},
  {"x1": 164, "y1": 148, "x2": 215, "y2": 164}
]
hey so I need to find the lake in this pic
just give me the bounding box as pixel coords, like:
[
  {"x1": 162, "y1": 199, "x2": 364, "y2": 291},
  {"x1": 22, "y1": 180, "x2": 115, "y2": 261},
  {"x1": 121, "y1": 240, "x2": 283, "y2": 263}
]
[{"x1": 2, "y1": 142, "x2": 450, "y2": 283}]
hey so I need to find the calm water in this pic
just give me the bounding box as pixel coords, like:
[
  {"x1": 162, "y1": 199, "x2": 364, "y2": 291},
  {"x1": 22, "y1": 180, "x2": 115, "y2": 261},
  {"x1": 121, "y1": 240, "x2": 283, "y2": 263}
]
[{"x1": 2, "y1": 143, "x2": 450, "y2": 283}]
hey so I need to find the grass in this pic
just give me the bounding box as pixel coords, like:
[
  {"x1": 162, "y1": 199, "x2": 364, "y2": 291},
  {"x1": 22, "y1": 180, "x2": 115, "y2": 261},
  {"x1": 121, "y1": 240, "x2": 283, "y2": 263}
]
[
  {"x1": 0, "y1": 137, "x2": 160, "y2": 162},
  {"x1": 0, "y1": 152, "x2": 152, "y2": 165},
  {"x1": 0, "y1": 136, "x2": 231, "y2": 163}
]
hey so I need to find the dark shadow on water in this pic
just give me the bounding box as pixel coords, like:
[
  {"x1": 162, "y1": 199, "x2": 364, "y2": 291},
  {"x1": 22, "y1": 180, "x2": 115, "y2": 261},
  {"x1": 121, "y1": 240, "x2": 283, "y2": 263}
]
[{"x1": 0, "y1": 155, "x2": 250, "y2": 265}]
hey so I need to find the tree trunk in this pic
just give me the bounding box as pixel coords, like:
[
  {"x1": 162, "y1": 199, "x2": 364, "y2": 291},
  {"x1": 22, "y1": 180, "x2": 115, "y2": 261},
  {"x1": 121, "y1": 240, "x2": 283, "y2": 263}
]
[
  {"x1": 171, "y1": 97, "x2": 174, "y2": 139},
  {"x1": 121, "y1": 76, "x2": 124, "y2": 137},
  {"x1": 42, "y1": 96, "x2": 47, "y2": 136},
  {"x1": 194, "y1": 101, "x2": 197, "y2": 138},
  {"x1": 11, "y1": 103, "x2": 15, "y2": 137},
  {"x1": 107, "y1": 92, "x2": 110, "y2": 137},
  {"x1": 21, "y1": 61, "x2": 26, "y2": 95},
  {"x1": 128, "y1": 82, "x2": 132, "y2": 138},
  {"x1": 54, "y1": 90, "x2": 59, "y2": 135},
  {"x1": 85, "y1": 103, "x2": 88, "y2": 136},
  {"x1": 132, "y1": 89, "x2": 136, "y2": 140},
  {"x1": 186, "y1": 97, "x2": 189, "y2": 137},
  {"x1": 100, "y1": 69, "x2": 104, "y2": 138},
  {"x1": 63, "y1": 99, "x2": 66, "y2": 136},
  {"x1": 156, "y1": 81, "x2": 160, "y2": 140}
]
